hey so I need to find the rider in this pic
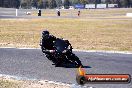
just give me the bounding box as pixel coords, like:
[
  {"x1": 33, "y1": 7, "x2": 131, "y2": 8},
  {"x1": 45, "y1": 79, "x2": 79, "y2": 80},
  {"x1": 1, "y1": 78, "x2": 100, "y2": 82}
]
[
  {"x1": 40, "y1": 30, "x2": 56, "y2": 53},
  {"x1": 40, "y1": 30, "x2": 73, "y2": 67},
  {"x1": 40, "y1": 30, "x2": 61, "y2": 66}
]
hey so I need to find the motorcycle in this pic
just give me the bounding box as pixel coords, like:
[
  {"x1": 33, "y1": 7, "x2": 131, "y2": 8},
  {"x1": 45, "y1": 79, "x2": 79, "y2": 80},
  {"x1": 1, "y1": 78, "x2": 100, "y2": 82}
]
[{"x1": 41, "y1": 38, "x2": 83, "y2": 67}]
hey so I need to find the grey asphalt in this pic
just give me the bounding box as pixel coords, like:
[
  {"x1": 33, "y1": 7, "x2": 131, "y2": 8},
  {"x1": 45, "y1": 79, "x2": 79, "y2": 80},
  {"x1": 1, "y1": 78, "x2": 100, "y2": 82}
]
[
  {"x1": 0, "y1": 48, "x2": 132, "y2": 88},
  {"x1": 0, "y1": 8, "x2": 77, "y2": 19}
]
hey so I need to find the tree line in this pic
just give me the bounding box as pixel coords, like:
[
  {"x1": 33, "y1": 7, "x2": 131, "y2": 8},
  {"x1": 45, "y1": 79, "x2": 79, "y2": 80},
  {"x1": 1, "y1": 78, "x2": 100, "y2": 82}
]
[{"x1": 0, "y1": 0, "x2": 132, "y2": 9}]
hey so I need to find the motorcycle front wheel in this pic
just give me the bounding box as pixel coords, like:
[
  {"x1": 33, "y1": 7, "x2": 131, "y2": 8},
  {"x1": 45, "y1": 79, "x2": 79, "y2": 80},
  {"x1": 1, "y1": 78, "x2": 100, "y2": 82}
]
[{"x1": 69, "y1": 54, "x2": 83, "y2": 68}]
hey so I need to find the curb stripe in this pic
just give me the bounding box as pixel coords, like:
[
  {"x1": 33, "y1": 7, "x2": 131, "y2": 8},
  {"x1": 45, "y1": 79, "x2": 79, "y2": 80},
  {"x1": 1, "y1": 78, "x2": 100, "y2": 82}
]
[{"x1": 0, "y1": 47, "x2": 132, "y2": 54}]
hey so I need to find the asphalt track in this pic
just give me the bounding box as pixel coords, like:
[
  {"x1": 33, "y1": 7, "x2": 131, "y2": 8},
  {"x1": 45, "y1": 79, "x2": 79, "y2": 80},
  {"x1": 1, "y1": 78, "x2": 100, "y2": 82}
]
[
  {"x1": 0, "y1": 8, "x2": 132, "y2": 87},
  {"x1": 0, "y1": 48, "x2": 132, "y2": 88},
  {"x1": 0, "y1": 8, "x2": 78, "y2": 19},
  {"x1": 1, "y1": 8, "x2": 132, "y2": 20}
]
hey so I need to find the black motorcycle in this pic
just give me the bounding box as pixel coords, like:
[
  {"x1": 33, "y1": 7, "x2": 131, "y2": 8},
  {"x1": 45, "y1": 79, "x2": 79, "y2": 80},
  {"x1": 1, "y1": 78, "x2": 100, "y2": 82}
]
[{"x1": 42, "y1": 38, "x2": 83, "y2": 67}]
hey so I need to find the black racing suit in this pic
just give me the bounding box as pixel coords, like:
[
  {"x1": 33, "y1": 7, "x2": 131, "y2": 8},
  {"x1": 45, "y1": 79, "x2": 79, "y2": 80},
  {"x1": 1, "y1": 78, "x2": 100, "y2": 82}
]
[
  {"x1": 40, "y1": 35, "x2": 73, "y2": 66},
  {"x1": 41, "y1": 35, "x2": 56, "y2": 52},
  {"x1": 40, "y1": 35, "x2": 56, "y2": 61}
]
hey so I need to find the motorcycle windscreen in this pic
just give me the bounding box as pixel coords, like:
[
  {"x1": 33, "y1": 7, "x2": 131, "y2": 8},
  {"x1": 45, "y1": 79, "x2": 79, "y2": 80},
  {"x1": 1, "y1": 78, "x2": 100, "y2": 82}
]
[{"x1": 54, "y1": 39, "x2": 68, "y2": 52}]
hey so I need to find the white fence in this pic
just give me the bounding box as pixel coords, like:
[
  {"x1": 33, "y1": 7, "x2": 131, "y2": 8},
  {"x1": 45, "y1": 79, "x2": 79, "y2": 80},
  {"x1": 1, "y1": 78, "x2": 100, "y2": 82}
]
[
  {"x1": 85, "y1": 4, "x2": 118, "y2": 9},
  {"x1": 85, "y1": 4, "x2": 95, "y2": 9},
  {"x1": 97, "y1": 4, "x2": 107, "y2": 9},
  {"x1": 108, "y1": 4, "x2": 118, "y2": 8}
]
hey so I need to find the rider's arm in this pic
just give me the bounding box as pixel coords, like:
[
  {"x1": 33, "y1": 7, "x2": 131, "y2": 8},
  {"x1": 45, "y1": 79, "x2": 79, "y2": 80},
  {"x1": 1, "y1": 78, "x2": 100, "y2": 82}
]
[
  {"x1": 42, "y1": 49, "x2": 55, "y2": 53},
  {"x1": 50, "y1": 35, "x2": 57, "y2": 41},
  {"x1": 64, "y1": 40, "x2": 73, "y2": 50},
  {"x1": 40, "y1": 38, "x2": 42, "y2": 46}
]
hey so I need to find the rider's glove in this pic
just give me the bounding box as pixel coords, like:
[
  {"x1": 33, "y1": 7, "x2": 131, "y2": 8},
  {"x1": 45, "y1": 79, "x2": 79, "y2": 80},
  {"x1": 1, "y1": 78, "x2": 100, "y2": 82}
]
[{"x1": 49, "y1": 50, "x2": 55, "y2": 53}]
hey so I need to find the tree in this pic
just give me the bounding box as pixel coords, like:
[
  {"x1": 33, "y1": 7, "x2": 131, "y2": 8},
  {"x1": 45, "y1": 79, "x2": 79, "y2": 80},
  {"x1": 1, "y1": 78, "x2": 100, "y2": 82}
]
[
  {"x1": 116, "y1": 0, "x2": 121, "y2": 8},
  {"x1": 111, "y1": 0, "x2": 117, "y2": 3},
  {"x1": 85, "y1": 0, "x2": 93, "y2": 3},
  {"x1": 48, "y1": 0, "x2": 57, "y2": 8},
  {"x1": 55, "y1": 0, "x2": 62, "y2": 7},
  {"x1": 64, "y1": 0, "x2": 71, "y2": 9},
  {"x1": 130, "y1": 0, "x2": 132, "y2": 7},
  {"x1": 79, "y1": 0, "x2": 88, "y2": 4},
  {"x1": 16, "y1": 0, "x2": 20, "y2": 8},
  {"x1": 31, "y1": 0, "x2": 38, "y2": 8},
  {"x1": 21, "y1": 0, "x2": 27, "y2": 8},
  {"x1": 105, "y1": 0, "x2": 111, "y2": 3},
  {"x1": 93, "y1": 0, "x2": 101, "y2": 4},
  {"x1": 7, "y1": 0, "x2": 20, "y2": 8},
  {"x1": 37, "y1": 0, "x2": 43, "y2": 9},
  {"x1": 71, "y1": 0, "x2": 80, "y2": 5},
  {"x1": 124, "y1": 0, "x2": 131, "y2": 7},
  {"x1": 21, "y1": 0, "x2": 32, "y2": 9},
  {"x1": 43, "y1": 0, "x2": 49, "y2": 9}
]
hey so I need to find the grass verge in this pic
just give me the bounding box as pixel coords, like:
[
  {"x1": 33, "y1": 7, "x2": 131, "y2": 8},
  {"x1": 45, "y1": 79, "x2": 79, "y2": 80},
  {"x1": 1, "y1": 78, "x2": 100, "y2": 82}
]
[
  {"x1": 0, "y1": 9, "x2": 132, "y2": 51},
  {"x1": 0, "y1": 77, "x2": 70, "y2": 88}
]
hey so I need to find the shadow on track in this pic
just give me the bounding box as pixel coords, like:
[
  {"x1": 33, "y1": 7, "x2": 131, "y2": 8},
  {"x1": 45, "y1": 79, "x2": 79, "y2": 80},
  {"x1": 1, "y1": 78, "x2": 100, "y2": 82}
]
[
  {"x1": 41, "y1": 54, "x2": 92, "y2": 68},
  {"x1": 53, "y1": 63, "x2": 92, "y2": 68}
]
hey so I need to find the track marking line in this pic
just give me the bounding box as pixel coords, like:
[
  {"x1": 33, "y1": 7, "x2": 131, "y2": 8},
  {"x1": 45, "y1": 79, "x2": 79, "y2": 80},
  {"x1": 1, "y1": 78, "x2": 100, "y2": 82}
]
[{"x1": 0, "y1": 47, "x2": 132, "y2": 54}]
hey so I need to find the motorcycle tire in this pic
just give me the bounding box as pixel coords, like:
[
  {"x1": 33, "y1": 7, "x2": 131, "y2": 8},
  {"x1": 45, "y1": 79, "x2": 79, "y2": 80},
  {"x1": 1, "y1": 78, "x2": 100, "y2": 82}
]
[
  {"x1": 74, "y1": 59, "x2": 83, "y2": 68},
  {"x1": 70, "y1": 54, "x2": 83, "y2": 68}
]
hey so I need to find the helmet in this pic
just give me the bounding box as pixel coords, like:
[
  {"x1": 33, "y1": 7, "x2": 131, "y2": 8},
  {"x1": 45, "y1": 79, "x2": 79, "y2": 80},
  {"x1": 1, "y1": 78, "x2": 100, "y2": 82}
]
[
  {"x1": 42, "y1": 30, "x2": 49, "y2": 38},
  {"x1": 42, "y1": 30, "x2": 49, "y2": 35}
]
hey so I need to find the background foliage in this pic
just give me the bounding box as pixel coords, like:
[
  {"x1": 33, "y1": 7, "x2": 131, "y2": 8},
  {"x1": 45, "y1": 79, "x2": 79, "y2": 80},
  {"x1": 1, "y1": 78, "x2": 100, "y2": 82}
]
[{"x1": 0, "y1": 0, "x2": 132, "y2": 9}]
